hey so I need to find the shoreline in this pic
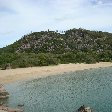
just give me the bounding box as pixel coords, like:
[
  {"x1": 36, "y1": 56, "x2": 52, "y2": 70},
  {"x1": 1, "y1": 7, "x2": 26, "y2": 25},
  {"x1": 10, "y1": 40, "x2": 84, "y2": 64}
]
[{"x1": 0, "y1": 62, "x2": 112, "y2": 85}]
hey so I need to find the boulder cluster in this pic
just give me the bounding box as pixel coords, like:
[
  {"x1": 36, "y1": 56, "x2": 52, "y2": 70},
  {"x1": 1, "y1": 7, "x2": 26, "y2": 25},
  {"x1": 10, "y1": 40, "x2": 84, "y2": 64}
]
[{"x1": 0, "y1": 84, "x2": 9, "y2": 99}]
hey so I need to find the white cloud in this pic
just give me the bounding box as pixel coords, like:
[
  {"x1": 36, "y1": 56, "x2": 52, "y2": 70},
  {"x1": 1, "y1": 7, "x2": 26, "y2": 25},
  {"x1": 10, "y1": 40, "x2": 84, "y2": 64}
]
[{"x1": 0, "y1": 0, "x2": 112, "y2": 47}]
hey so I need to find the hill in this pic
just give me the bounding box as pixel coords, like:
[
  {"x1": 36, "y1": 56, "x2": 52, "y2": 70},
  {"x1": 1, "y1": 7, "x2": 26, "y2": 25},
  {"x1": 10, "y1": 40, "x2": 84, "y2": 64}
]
[{"x1": 0, "y1": 28, "x2": 112, "y2": 69}]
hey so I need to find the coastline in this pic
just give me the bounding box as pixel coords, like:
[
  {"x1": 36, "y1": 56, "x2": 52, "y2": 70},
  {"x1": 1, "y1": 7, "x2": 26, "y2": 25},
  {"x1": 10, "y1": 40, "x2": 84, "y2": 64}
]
[{"x1": 0, "y1": 62, "x2": 112, "y2": 85}]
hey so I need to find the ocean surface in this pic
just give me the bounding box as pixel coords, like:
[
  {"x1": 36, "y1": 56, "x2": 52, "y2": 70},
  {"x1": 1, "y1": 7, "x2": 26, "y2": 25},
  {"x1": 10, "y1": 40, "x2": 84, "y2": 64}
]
[{"x1": 4, "y1": 67, "x2": 112, "y2": 112}]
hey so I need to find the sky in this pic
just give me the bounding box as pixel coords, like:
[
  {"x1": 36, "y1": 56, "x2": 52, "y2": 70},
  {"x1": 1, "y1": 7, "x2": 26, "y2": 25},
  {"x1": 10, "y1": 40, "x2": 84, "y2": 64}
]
[{"x1": 0, "y1": 0, "x2": 112, "y2": 48}]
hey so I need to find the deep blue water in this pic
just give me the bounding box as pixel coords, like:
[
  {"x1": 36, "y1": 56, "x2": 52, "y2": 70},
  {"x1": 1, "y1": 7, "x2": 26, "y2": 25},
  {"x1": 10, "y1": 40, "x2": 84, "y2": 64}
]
[{"x1": 4, "y1": 67, "x2": 112, "y2": 112}]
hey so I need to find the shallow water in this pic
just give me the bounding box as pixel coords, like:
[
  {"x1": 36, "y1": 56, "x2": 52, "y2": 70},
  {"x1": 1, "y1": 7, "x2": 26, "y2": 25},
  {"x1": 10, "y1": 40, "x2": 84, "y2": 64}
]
[{"x1": 4, "y1": 67, "x2": 112, "y2": 112}]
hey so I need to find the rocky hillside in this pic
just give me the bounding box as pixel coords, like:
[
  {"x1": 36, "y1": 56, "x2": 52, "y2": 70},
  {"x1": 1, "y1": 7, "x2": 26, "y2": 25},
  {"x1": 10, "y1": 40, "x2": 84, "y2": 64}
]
[
  {"x1": 1, "y1": 28, "x2": 112, "y2": 54},
  {"x1": 0, "y1": 28, "x2": 112, "y2": 69}
]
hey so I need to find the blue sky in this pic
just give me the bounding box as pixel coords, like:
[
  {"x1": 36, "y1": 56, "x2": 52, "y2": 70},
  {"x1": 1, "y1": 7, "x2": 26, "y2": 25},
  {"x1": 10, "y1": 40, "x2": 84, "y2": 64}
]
[{"x1": 0, "y1": 0, "x2": 112, "y2": 48}]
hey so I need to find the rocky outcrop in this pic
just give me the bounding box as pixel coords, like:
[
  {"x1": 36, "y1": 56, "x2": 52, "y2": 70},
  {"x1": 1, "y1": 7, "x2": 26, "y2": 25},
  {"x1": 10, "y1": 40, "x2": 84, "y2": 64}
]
[
  {"x1": 77, "y1": 105, "x2": 92, "y2": 112},
  {"x1": 0, "y1": 84, "x2": 9, "y2": 99},
  {"x1": 0, "y1": 85, "x2": 24, "y2": 112},
  {"x1": 0, "y1": 105, "x2": 23, "y2": 112}
]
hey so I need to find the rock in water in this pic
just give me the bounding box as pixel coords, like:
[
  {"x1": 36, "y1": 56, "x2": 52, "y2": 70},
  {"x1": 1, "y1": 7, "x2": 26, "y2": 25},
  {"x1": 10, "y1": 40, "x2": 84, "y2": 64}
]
[
  {"x1": 77, "y1": 105, "x2": 92, "y2": 112},
  {"x1": 0, "y1": 84, "x2": 9, "y2": 99}
]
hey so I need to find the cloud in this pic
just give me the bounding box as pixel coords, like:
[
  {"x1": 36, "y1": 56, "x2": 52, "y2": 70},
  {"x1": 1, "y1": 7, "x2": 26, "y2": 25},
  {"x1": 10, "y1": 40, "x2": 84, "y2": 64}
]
[
  {"x1": 90, "y1": 0, "x2": 112, "y2": 6},
  {"x1": 0, "y1": 7, "x2": 16, "y2": 14},
  {"x1": 0, "y1": 0, "x2": 112, "y2": 47},
  {"x1": 0, "y1": 31, "x2": 14, "y2": 35}
]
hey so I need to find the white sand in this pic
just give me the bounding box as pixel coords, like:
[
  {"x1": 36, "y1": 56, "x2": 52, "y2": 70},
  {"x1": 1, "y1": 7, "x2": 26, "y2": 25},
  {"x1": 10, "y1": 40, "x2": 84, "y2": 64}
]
[
  {"x1": 0, "y1": 62, "x2": 112, "y2": 84},
  {"x1": 0, "y1": 110, "x2": 7, "y2": 112}
]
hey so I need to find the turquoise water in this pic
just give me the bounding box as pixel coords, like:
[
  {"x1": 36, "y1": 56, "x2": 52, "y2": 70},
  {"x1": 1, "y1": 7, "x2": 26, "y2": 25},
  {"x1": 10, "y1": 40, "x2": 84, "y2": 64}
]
[{"x1": 5, "y1": 67, "x2": 112, "y2": 112}]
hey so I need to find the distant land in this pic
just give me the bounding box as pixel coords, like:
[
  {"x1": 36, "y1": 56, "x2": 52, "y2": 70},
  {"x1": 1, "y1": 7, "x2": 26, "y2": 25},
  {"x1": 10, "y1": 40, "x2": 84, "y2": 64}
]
[{"x1": 0, "y1": 28, "x2": 112, "y2": 69}]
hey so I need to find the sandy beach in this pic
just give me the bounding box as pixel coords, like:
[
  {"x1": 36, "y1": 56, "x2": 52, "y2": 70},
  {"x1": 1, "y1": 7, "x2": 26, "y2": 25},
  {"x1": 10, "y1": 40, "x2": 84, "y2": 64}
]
[
  {"x1": 0, "y1": 62, "x2": 112, "y2": 85},
  {"x1": 0, "y1": 110, "x2": 7, "y2": 112}
]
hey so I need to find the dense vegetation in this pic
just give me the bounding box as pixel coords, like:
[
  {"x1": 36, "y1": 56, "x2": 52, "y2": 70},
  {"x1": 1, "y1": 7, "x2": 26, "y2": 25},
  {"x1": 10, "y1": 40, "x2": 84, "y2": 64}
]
[{"x1": 0, "y1": 28, "x2": 112, "y2": 69}]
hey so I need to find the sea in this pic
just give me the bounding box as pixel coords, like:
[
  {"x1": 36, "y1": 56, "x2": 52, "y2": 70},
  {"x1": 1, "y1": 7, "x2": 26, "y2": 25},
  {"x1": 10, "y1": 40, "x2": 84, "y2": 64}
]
[{"x1": 3, "y1": 67, "x2": 112, "y2": 112}]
